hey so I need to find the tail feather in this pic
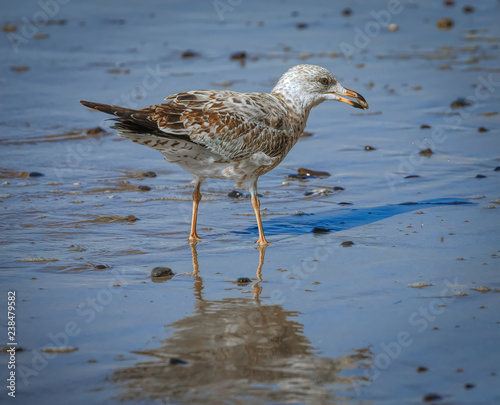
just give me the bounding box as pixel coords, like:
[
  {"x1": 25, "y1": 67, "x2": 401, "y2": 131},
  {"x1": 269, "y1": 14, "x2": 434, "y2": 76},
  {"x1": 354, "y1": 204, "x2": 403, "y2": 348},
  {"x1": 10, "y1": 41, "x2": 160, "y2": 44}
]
[{"x1": 79, "y1": 100, "x2": 158, "y2": 131}]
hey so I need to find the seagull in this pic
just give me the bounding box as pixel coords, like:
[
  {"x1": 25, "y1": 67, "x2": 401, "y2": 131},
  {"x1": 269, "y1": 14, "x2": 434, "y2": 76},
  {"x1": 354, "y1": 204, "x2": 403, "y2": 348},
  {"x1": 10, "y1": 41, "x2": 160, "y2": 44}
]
[{"x1": 80, "y1": 64, "x2": 368, "y2": 246}]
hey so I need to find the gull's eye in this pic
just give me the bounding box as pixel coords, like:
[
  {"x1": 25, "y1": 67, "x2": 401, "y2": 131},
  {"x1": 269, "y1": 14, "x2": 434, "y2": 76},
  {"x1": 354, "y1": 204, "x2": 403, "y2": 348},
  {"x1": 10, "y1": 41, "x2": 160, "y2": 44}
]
[{"x1": 319, "y1": 77, "x2": 329, "y2": 86}]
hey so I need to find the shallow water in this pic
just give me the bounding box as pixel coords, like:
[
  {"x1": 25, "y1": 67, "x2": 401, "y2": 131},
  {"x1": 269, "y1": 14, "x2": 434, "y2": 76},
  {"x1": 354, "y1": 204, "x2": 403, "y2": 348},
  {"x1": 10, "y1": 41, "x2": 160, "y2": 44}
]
[{"x1": 1, "y1": 1, "x2": 500, "y2": 404}]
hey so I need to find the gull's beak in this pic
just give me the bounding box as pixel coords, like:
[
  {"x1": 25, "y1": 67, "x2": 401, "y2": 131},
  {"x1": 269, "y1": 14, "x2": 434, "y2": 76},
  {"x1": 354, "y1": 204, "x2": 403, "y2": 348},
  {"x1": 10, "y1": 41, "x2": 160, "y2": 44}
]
[{"x1": 330, "y1": 88, "x2": 369, "y2": 110}]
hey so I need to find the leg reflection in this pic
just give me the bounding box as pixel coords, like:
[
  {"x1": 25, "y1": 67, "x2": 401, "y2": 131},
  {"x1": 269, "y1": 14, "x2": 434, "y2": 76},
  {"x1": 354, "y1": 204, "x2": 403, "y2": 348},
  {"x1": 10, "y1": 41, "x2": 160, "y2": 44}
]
[{"x1": 188, "y1": 242, "x2": 268, "y2": 299}]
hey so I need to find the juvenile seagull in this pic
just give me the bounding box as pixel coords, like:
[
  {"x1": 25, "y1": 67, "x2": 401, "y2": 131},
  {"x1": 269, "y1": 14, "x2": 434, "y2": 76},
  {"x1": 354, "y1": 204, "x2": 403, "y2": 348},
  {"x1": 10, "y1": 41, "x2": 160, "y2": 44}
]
[{"x1": 80, "y1": 64, "x2": 368, "y2": 246}]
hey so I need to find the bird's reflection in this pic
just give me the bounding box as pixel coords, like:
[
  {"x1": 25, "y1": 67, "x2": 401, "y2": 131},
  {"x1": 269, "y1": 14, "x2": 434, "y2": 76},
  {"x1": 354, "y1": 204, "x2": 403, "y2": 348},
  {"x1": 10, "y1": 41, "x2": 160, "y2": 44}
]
[{"x1": 113, "y1": 244, "x2": 372, "y2": 404}]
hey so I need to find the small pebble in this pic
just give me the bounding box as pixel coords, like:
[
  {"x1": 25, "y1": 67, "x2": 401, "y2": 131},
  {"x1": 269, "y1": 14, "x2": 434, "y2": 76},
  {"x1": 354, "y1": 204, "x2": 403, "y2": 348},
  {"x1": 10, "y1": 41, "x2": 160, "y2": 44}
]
[
  {"x1": 298, "y1": 168, "x2": 331, "y2": 178},
  {"x1": 138, "y1": 185, "x2": 151, "y2": 191},
  {"x1": 312, "y1": 227, "x2": 330, "y2": 234},
  {"x1": 436, "y1": 18, "x2": 454, "y2": 31},
  {"x1": 341, "y1": 241, "x2": 354, "y2": 247},
  {"x1": 142, "y1": 171, "x2": 157, "y2": 178},
  {"x1": 338, "y1": 202, "x2": 352, "y2": 206},
  {"x1": 296, "y1": 23, "x2": 308, "y2": 30},
  {"x1": 228, "y1": 190, "x2": 243, "y2": 198},
  {"x1": 443, "y1": 0, "x2": 455, "y2": 6},
  {"x1": 11, "y1": 66, "x2": 29, "y2": 72},
  {"x1": 416, "y1": 366, "x2": 428, "y2": 373},
  {"x1": 341, "y1": 8, "x2": 353, "y2": 17},
  {"x1": 405, "y1": 175, "x2": 420, "y2": 179},
  {"x1": 420, "y1": 124, "x2": 431, "y2": 129},
  {"x1": 494, "y1": 167, "x2": 500, "y2": 171},
  {"x1": 462, "y1": 5, "x2": 474, "y2": 13},
  {"x1": 364, "y1": 145, "x2": 376, "y2": 151},
  {"x1": 410, "y1": 282, "x2": 433, "y2": 289},
  {"x1": 450, "y1": 98, "x2": 471, "y2": 109},
  {"x1": 93, "y1": 265, "x2": 107, "y2": 270},
  {"x1": 2, "y1": 24, "x2": 17, "y2": 32},
  {"x1": 464, "y1": 383, "x2": 475, "y2": 390},
  {"x1": 423, "y1": 393, "x2": 442, "y2": 402},
  {"x1": 236, "y1": 277, "x2": 251, "y2": 284},
  {"x1": 29, "y1": 172, "x2": 44, "y2": 177},
  {"x1": 42, "y1": 346, "x2": 78, "y2": 354},
  {"x1": 475, "y1": 174, "x2": 486, "y2": 178},
  {"x1": 287, "y1": 174, "x2": 309, "y2": 180},
  {"x1": 420, "y1": 148, "x2": 433, "y2": 157},
  {"x1": 478, "y1": 127, "x2": 488, "y2": 132},
  {"x1": 181, "y1": 50, "x2": 198, "y2": 58},
  {"x1": 230, "y1": 51, "x2": 246, "y2": 60},
  {"x1": 333, "y1": 186, "x2": 344, "y2": 191},
  {"x1": 470, "y1": 286, "x2": 491, "y2": 293},
  {"x1": 388, "y1": 23, "x2": 398, "y2": 32},
  {"x1": 151, "y1": 267, "x2": 174, "y2": 278}
]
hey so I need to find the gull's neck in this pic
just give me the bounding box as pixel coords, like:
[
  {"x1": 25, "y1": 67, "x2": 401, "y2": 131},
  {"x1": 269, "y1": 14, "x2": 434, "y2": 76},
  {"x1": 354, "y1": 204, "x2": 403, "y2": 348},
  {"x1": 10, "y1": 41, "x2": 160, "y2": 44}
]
[{"x1": 270, "y1": 87, "x2": 315, "y2": 124}]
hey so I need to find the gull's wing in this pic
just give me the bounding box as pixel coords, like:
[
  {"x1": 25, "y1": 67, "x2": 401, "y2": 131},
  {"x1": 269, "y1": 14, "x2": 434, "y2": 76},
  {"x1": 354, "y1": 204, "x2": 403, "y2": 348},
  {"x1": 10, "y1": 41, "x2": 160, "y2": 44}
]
[{"x1": 81, "y1": 90, "x2": 293, "y2": 160}]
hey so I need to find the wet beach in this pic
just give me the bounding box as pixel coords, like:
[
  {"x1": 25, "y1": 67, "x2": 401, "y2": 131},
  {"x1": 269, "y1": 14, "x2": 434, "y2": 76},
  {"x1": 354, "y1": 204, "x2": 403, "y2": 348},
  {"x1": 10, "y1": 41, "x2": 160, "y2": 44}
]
[{"x1": 1, "y1": 1, "x2": 500, "y2": 404}]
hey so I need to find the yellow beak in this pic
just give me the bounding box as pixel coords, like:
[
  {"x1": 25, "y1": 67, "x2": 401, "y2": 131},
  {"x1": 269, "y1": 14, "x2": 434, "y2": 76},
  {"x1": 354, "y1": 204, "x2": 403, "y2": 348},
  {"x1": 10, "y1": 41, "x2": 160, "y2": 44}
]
[{"x1": 331, "y1": 88, "x2": 369, "y2": 110}]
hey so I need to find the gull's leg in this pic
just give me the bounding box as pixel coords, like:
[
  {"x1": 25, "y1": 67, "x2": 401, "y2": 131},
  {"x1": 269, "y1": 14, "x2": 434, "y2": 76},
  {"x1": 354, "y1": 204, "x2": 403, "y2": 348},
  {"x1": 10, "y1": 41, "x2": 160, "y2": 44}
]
[
  {"x1": 189, "y1": 177, "x2": 204, "y2": 243},
  {"x1": 250, "y1": 180, "x2": 270, "y2": 246}
]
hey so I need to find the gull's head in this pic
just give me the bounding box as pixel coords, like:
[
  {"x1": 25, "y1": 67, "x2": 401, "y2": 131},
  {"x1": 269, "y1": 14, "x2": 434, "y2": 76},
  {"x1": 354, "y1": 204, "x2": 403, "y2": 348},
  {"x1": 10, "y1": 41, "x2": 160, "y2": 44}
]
[{"x1": 272, "y1": 64, "x2": 369, "y2": 111}]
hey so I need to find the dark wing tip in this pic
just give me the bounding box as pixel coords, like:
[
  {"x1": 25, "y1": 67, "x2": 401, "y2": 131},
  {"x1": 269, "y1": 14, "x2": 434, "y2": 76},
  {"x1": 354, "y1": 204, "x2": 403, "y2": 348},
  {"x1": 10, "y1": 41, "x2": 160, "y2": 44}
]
[{"x1": 80, "y1": 100, "x2": 98, "y2": 109}]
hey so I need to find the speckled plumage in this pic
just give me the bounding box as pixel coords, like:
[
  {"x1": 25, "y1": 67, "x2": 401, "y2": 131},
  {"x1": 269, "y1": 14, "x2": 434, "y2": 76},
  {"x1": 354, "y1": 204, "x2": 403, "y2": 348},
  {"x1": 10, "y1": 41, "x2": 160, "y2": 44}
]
[{"x1": 80, "y1": 64, "x2": 368, "y2": 245}]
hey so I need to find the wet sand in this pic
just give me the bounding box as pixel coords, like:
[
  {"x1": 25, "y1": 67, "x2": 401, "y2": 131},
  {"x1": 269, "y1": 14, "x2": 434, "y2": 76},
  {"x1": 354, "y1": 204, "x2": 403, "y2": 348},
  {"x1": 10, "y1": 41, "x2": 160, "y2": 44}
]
[{"x1": 1, "y1": 1, "x2": 499, "y2": 404}]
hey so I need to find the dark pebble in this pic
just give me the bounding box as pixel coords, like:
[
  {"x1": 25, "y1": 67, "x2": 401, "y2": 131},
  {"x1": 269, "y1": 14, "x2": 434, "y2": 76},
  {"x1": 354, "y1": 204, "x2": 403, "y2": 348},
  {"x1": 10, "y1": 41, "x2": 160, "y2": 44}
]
[
  {"x1": 364, "y1": 145, "x2": 376, "y2": 151},
  {"x1": 312, "y1": 227, "x2": 330, "y2": 234},
  {"x1": 169, "y1": 358, "x2": 187, "y2": 365},
  {"x1": 341, "y1": 241, "x2": 354, "y2": 247},
  {"x1": 436, "y1": 18, "x2": 454, "y2": 31},
  {"x1": 416, "y1": 366, "x2": 428, "y2": 373},
  {"x1": 287, "y1": 174, "x2": 311, "y2": 180},
  {"x1": 181, "y1": 50, "x2": 198, "y2": 58},
  {"x1": 475, "y1": 174, "x2": 486, "y2": 178},
  {"x1": 93, "y1": 265, "x2": 107, "y2": 270},
  {"x1": 228, "y1": 190, "x2": 243, "y2": 198},
  {"x1": 151, "y1": 267, "x2": 174, "y2": 278},
  {"x1": 304, "y1": 191, "x2": 314, "y2": 196},
  {"x1": 338, "y1": 202, "x2": 352, "y2": 206},
  {"x1": 341, "y1": 8, "x2": 353, "y2": 17},
  {"x1": 464, "y1": 383, "x2": 475, "y2": 389},
  {"x1": 230, "y1": 51, "x2": 246, "y2": 60},
  {"x1": 494, "y1": 167, "x2": 500, "y2": 171},
  {"x1": 423, "y1": 393, "x2": 442, "y2": 402},
  {"x1": 405, "y1": 175, "x2": 420, "y2": 179},
  {"x1": 478, "y1": 126, "x2": 488, "y2": 132},
  {"x1": 450, "y1": 98, "x2": 471, "y2": 109},
  {"x1": 296, "y1": 23, "x2": 308, "y2": 30},
  {"x1": 462, "y1": 5, "x2": 474, "y2": 13},
  {"x1": 142, "y1": 171, "x2": 157, "y2": 178},
  {"x1": 298, "y1": 167, "x2": 331, "y2": 177},
  {"x1": 333, "y1": 186, "x2": 345, "y2": 191},
  {"x1": 29, "y1": 172, "x2": 44, "y2": 177},
  {"x1": 419, "y1": 148, "x2": 433, "y2": 157},
  {"x1": 420, "y1": 124, "x2": 431, "y2": 129},
  {"x1": 236, "y1": 277, "x2": 251, "y2": 284},
  {"x1": 138, "y1": 185, "x2": 151, "y2": 191},
  {"x1": 443, "y1": 0, "x2": 455, "y2": 6},
  {"x1": 86, "y1": 127, "x2": 105, "y2": 135}
]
